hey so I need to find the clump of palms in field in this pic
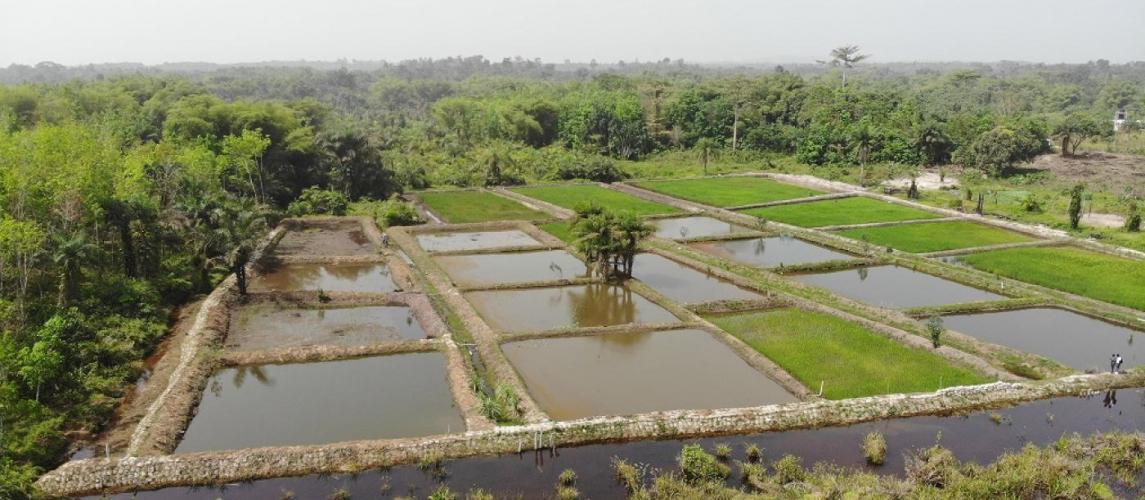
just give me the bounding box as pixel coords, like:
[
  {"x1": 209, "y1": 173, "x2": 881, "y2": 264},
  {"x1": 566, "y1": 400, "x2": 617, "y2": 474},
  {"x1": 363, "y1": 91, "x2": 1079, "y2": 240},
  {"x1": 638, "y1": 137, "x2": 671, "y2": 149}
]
[{"x1": 570, "y1": 203, "x2": 652, "y2": 280}]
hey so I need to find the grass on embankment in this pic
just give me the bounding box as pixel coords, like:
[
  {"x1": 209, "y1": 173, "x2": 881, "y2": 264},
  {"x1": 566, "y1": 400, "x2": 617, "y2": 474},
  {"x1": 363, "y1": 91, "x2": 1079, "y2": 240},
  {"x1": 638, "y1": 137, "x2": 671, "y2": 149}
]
[
  {"x1": 634, "y1": 176, "x2": 822, "y2": 207},
  {"x1": 707, "y1": 308, "x2": 989, "y2": 399},
  {"x1": 540, "y1": 222, "x2": 574, "y2": 244},
  {"x1": 960, "y1": 246, "x2": 1145, "y2": 311},
  {"x1": 837, "y1": 220, "x2": 1033, "y2": 253},
  {"x1": 417, "y1": 190, "x2": 548, "y2": 223},
  {"x1": 512, "y1": 185, "x2": 679, "y2": 216},
  {"x1": 741, "y1": 196, "x2": 940, "y2": 227}
]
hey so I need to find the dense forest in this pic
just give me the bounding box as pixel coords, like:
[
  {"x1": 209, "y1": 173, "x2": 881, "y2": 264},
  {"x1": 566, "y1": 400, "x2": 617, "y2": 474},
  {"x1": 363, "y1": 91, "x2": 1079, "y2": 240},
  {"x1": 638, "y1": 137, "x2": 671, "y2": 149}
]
[{"x1": 1, "y1": 54, "x2": 1144, "y2": 497}]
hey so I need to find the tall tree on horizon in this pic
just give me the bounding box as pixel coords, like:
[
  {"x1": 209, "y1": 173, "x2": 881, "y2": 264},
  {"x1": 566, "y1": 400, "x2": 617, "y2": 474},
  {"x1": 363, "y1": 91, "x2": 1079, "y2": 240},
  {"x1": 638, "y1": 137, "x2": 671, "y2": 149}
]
[{"x1": 821, "y1": 45, "x2": 870, "y2": 88}]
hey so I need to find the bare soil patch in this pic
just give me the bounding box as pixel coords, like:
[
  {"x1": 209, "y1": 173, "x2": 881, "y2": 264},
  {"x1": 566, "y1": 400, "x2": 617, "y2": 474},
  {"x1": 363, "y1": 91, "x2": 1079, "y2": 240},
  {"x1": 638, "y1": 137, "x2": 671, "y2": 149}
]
[
  {"x1": 273, "y1": 219, "x2": 377, "y2": 257},
  {"x1": 1025, "y1": 153, "x2": 1145, "y2": 192}
]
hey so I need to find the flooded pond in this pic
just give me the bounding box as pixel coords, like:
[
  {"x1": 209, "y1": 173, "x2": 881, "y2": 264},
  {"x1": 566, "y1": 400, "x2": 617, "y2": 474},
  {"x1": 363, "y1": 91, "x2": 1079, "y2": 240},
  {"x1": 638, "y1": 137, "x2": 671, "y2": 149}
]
[
  {"x1": 502, "y1": 329, "x2": 796, "y2": 420},
  {"x1": 631, "y1": 253, "x2": 761, "y2": 304},
  {"x1": 434, "y1": 250, "x2": 587, "y2": 287},
  {"x1": 250, "y1": 263, "x2": 399, "y2": 293},
  {"x1": 225, "y1": 304, "x2": 428, "y2": 352},
  {"x1": 944, "y1": 308, "x2": 1144, "y2": 372},
  {"x1": 273, "y1": 226, "x2": 374, "y2": 257},
  {"x1": 174, "y1": 353, "x2": 462, "y2": 453},
  {"x1": 465, "y1": 284, "x2": 679, "y2": 333},
  {"x1": 416, "y1": 230, "x2": 541, "y2": 252},
  {"x1": 793, "y1": 265, "x2": 1002, "y2": 309},
  {"x1": 652, "y1": 216, "x2": 753, "y2": 240},
  {"x1": 693, "y1": 236, "x2": 853, "y2": 268},
  {"x1": 109, "y1": 388, "x2": 1145, "y2": 499}
]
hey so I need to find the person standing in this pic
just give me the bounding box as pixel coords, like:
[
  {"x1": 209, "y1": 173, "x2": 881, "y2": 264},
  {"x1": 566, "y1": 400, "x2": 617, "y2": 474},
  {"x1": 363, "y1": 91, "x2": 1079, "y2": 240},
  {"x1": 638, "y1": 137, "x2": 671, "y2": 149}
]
[
  {"x1": 1115, "y1": 354, "x2": 1124, "y2": 374},
  {"x1": 1111, "y1": 354, "x2": 1118, "y2": 373}
]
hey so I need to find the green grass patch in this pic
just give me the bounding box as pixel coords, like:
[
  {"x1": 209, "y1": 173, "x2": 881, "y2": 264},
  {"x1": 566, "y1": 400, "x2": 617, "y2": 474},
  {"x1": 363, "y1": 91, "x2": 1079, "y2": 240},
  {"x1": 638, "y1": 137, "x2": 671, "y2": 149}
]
[
  {"x1": 838, "y1": 220, "x2": 1033, "y2": 253},
  {"x1": 707, "y1": 308, "x2": 988, "y2": 399},
  {"x1": 540, "y1": 221, "x2": 574, "y2": 244},
  {"x1": 417, "y1": 190, "x2": 548, "y2": 223},
  {"x1": 634, "y1": 177, "x2": 822, "y2": 207},
  {"x1": 512, "y1": 185, "x2": 679, "y2": 216},
  {"x1": 960, "y1": 246, "x2": 1145, "y2": 311},
  {"x1": 741, "y1": 197, "x2": 940, "y2": 228}
]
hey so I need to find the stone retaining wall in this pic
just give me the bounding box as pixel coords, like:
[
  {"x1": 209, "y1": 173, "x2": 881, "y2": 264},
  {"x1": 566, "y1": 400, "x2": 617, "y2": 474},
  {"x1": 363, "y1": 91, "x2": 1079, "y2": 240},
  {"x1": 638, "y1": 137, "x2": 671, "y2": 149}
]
[{"x1": 38, "y1": 372, "x2": 1144, "y2": 497}]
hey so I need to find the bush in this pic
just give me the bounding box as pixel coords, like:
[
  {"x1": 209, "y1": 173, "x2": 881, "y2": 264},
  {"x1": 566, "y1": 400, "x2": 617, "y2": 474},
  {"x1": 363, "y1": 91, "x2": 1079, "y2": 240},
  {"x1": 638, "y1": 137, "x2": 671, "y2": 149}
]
[
  {"x1": 477, "y1": 383, "x2": 521, "y2": 423},
  {"x1": 558, "y1": 469, "x2": 577, "y2": 486},
  {"x1": 1125, "y1": 201, "x2": 1141, "y2": 232},
  {"x1": 744, "y1": 443, "x2": 763, "y2": 463},
  {"x1": 1019, "y1": 193, "x2": 1044, "y2": 213},
  {"x1": 863, "y1": 432, "x2": 888, "y2": 465},
  {"x1": 714, "y1": 443, "x2": 732, "y2": 461},
  {"x1": 553, "y1": 156, "x2": 628, "y2": 183},
  {"x1": 612, "y1": 457, "x2": 644, "y2": 493},
  {"x1": 905, "y1": 445, "x2": 959, "y2": 488},
  {"x1": 1068, "y1": 184, "x2": 1084, "y2": 229},
  {"x1": 286, "y1": 187, "x2": 349, "y2": 216},
  {"x1": 926, "y1": 315, "x2": 944, "y2": 349},
  {"x1": 348, "y1": 197, "x2": 424, "y2": 228},
  {"x1": 678, "y1": 444, "x2": 730, "y2": 484},
  {"x1": 772, "y1": 454, "x2": 805, "y2": 484}
]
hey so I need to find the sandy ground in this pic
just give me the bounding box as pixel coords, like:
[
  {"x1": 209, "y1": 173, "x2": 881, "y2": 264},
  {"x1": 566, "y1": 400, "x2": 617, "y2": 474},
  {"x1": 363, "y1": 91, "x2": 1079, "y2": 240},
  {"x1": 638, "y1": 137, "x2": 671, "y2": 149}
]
[
  {"x1": 1081, "y1": 213, "x2": 1127, "y2": 228},
  {"x1": 881, "y1": 171, "x2": 960, "y2": 191}
]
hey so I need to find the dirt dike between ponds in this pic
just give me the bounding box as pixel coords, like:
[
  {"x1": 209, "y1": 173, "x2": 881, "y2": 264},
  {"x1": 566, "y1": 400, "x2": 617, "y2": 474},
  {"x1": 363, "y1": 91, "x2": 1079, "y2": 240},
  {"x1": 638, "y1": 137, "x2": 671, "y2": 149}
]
[{"x1": 36, "y1": 372, "x2": 1145, "y2": 497}]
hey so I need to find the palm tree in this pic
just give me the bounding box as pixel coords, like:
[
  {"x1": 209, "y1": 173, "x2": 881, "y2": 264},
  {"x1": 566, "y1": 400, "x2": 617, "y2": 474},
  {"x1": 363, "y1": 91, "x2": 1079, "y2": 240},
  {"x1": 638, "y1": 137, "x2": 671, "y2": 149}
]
[
  {"x1": 212, "y1": 200, "x2": 269, "y2": 295},
  {"x1": 694, "y1": 137, "x2": 719, "y2": 176},
  {"x1": 614, "y1": 213, "x2": 652, "y2": 277},
  {"x1": 822, "y1": 46, "x2": 870, "y2": 88},
  {"x1": 52, "y1": 233, "x2": 96, "y2": 307}
]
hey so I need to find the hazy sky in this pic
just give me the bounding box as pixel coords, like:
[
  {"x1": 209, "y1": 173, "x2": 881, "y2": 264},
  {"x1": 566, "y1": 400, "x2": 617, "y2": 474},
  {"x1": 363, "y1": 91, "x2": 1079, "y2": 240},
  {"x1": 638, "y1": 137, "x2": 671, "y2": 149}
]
[{"x1": 2, "y1": 0, "x2": 1143, "y2": 66}]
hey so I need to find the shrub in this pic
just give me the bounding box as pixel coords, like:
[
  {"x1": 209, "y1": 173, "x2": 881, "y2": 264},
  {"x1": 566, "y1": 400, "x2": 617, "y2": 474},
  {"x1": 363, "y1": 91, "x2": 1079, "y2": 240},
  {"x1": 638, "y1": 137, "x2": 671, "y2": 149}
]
[
  {"x1": 554, "y1": 486, "x2": 580, "y2": 500},
  {"x1": 1068, "y1": 184, "x2": 1084, "y2": 229},
  {"x1": 738, "y1": 461, "x2": 765, "y2": 482},
  {"x1": 287, "y1": 187, "x2": 349, "y2": 216},
  {"x1": 427, "y1": 486, "x2": 456, "y2": 500},
  {"x1": 744, "y1": 443, "x2": 763, "y2": 463},
  {"x1": 554, "y1": 156, "x2": 628, "y2": 183},
  {"x1": 328, "y1": 488, "x2": 351, "y2": 500},
  {"x1": 714, "y1": 443, "x2": 732, "y2": 461},
  {"x1": 1019, "y1": 193, "x2": 1044, "y2": 213},
  {"x1": 772, "y1": 454, "x2": 805, "y2": 484},
  {"x1": 612, "y1": 457, "x2": 644, "y2": 493},
  {"x1": 558, "y1": 469, "x2": 577, "y2": 486},
  {"x1": 477, "y1": 383, "x2": 521, "y2": 423},
  {"x1": 348, "y1": 197, "x2": 424, "y2": 228},
  {"x1": 863, "y1": 432, "x2": 888, "y2": 465},
  {"x1": 1126, "y1": 201, "x2": 1141, "y2": 232},
  {"x1": 678, "y1": 445, "x2": 730, "y2": 483},
  {"x1": 905, "y1": 445, "x2": 958, "y2": 488},
  {"x1": 926, "y1": 315, "x2": 944, "y2": 348}
]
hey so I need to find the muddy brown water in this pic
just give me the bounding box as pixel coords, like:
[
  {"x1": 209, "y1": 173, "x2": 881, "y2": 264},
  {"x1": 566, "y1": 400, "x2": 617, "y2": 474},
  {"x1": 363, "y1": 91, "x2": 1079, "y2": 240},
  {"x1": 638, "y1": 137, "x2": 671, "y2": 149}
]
[
  {"x1": 503, "y1": 329, "x2": 797, "y2": 420},
  {"x1": 99, "y1": 388, "x2": 1145, "y2": 499},
  {"x1": 465, "y1": 284, "x2": 679, "y2": 333},
  {"x1": 692, "y1": 235, "x2": 854, "y2": 269},
  {"x1": 652, "y1": 216, "x2": 753, "y2": 240},
  {"x1": 173, "y1": 353, "x2": 463, "y2": 453},
  {"x1": 434, "y1": 250, "x2": 588, "y2": 286},
  {"x1": 631, "y1": 253, "x2": 761, "y2": 304},
  {"x1": 249, "y1": 263, "x2": 399, "y2": 293},
  {"x1": 225, "y1": 304, "x2": 428, "y2": 352},
  {"x1": 416, "y1": 230, "x2": 541, "y2": 252},
  {"x1": 793, "y1": 265, "x2": 1002, "y2": 309},
  {"x1": 944, "y1": 308, "x2": 1145, "y2": 372}
]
